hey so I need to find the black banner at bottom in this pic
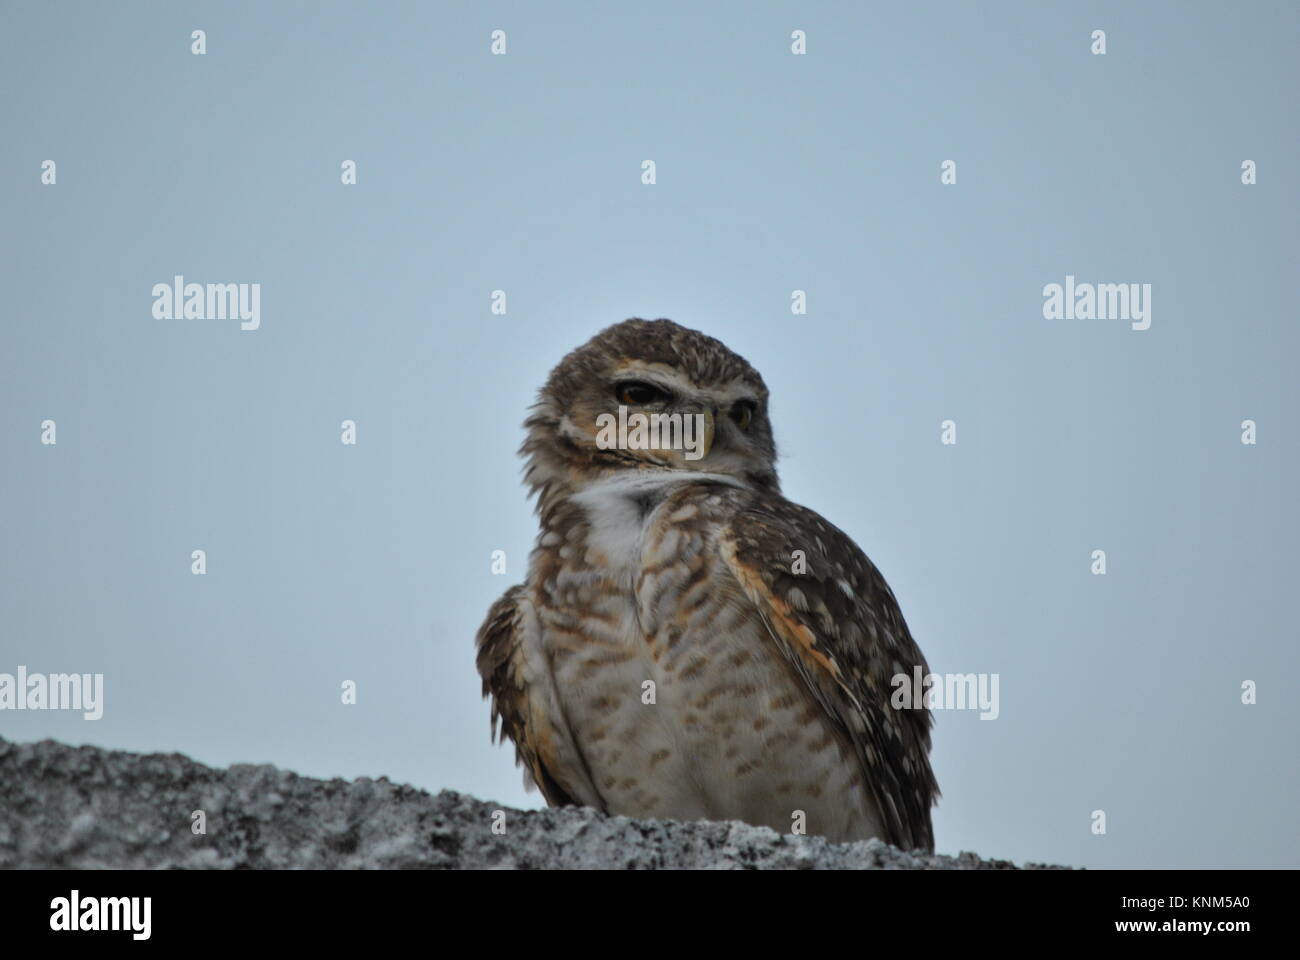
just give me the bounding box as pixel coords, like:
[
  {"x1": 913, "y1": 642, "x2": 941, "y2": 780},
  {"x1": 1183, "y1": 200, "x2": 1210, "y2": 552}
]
[{"x1": 0, "y1": 867, "x2": 1282, "y2": 947}]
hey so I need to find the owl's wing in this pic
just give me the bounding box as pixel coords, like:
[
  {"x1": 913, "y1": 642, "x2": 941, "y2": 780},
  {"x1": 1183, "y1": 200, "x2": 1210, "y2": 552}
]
[
  {"x1": 475, "y1": 584, "x2": 604, "y2": 810},
  {"x1": 720, "y1": 497, "x2": 939, "y2": 852}
]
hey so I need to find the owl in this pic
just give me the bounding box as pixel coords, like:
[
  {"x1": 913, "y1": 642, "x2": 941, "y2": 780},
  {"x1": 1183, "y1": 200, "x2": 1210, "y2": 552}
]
[{"x1": 476, "y1": 318, "x2": 939, "y2": 850}]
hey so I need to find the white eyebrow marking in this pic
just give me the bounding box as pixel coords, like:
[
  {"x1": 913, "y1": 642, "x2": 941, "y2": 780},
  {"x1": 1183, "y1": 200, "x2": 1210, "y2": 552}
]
[{"x1": 610, "y1": 363, "x2": 759, "y2": 406}]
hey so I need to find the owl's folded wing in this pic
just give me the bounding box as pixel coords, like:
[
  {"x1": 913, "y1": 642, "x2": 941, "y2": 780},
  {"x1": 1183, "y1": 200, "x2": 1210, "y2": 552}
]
[
  {"x1": 475, "y1": 584, "x2": 606, "y2": 811},
  {"x1": 719, "y1": 499, "x2": 939, "y2": 852}
]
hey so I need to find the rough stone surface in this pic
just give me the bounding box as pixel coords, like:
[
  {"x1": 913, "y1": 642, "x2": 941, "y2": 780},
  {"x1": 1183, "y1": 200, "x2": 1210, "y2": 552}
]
[{"x1": 0, "y1": 737, "x2": 1066, "y2": 869}]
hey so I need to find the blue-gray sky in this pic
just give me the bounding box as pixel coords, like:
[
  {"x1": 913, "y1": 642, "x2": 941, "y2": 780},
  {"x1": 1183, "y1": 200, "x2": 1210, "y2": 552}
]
[{"x1": 1, "y1": 1, "x2": 1296, "y2": 869}]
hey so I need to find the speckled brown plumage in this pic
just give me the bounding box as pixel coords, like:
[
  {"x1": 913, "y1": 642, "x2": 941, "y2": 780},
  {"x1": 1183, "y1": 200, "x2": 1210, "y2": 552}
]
[{"x1": 476, "y1": 318, "x2": 939, "y2": 850}]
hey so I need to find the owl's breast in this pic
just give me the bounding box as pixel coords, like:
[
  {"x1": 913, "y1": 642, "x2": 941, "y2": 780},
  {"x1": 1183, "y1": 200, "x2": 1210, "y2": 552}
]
[{"x1": 530, "y1": 474, "x2": 883, "y2": 842}]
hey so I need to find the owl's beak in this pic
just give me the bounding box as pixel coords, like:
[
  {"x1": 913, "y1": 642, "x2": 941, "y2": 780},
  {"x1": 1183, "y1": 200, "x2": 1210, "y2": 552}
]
[{"x1": 698, "y1": 408, "x2": 715, "y2": 459}]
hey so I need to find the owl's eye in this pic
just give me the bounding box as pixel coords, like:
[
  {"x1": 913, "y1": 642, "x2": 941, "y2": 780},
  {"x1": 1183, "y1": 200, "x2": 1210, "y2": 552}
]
[
  {"x1": 730, "y1": 401, "x2": 755, "y2": 431},
  {"x1": 615, "y1": 381, "x2": 669, "y2": 406}
]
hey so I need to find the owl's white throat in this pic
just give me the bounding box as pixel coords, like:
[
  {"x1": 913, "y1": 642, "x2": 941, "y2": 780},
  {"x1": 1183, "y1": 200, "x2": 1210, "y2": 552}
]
[{"x1": 567, "y1": 472, "x2": 742, "y2": 583}]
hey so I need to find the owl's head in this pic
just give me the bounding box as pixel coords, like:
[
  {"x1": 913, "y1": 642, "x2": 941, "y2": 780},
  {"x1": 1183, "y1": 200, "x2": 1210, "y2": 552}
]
[{"x1": 521, "y1": 318, "x2": 778, "y2": 506}]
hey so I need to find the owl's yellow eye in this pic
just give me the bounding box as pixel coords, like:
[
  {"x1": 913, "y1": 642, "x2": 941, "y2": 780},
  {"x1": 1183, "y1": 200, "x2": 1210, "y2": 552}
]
[
  {"x1": 616, "y1": 381, "x2": 668, "y2": 406},
  {"x1": 730, "y1": 401, "x2": 755, "y2": 430}
]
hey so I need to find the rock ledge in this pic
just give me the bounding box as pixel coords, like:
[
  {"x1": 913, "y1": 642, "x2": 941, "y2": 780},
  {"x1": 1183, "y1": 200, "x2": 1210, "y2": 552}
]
[{"x1": 0, "y1": 737, "x2": 1064, "y2": 869}]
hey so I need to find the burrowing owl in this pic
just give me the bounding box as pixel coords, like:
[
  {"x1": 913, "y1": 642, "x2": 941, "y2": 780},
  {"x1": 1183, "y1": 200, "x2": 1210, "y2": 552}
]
[{"x1": 476, "y1": 318, "x2": 938, "y2": 849}]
